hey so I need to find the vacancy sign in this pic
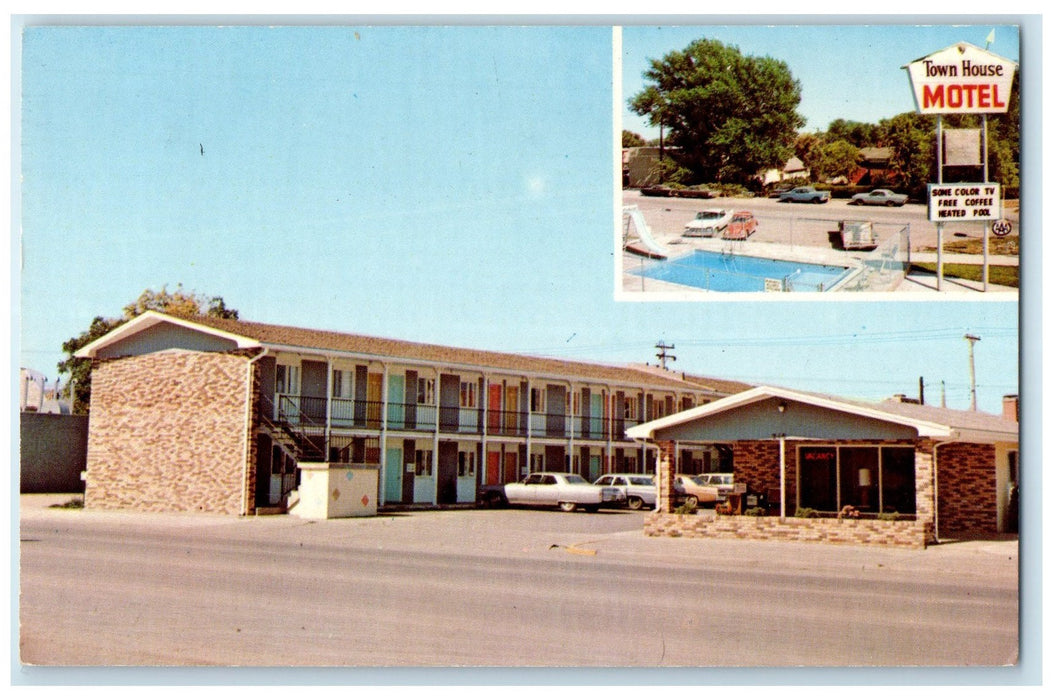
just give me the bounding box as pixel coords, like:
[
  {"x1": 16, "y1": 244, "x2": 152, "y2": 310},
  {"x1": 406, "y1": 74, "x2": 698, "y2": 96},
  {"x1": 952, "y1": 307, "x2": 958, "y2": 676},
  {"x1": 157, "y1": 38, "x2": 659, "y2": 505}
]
[
  {"x1": 928, "y1": 183, "x2": 1001, "y2": 222},
  {"x1": 906, "y1": 42, "x2": 1016, "y2": 115}
]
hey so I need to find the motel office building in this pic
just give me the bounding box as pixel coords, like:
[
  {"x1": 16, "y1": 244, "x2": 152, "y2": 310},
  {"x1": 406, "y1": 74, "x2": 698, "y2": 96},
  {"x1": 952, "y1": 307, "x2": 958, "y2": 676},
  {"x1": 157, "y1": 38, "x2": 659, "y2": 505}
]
[
  {"x1": 76, "y1": 311, "x2": 749, "y2": 515},
  {"x1": 628, "y1": 386, "x2": 1020, "y2": 546}
]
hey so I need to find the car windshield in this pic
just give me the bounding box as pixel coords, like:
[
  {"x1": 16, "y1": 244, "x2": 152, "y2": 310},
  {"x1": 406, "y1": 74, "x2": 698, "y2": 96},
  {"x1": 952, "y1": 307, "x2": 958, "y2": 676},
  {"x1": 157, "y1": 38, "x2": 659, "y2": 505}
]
[
  {"x1": 563, "y1": 474, "x2": 587, "y2": 484},
  {"x1": 688, "y1": 475, "x2": 710, "y2": 485},
  {"x1": 701, "y1": 211, "x2": 723, "y2": 220}
]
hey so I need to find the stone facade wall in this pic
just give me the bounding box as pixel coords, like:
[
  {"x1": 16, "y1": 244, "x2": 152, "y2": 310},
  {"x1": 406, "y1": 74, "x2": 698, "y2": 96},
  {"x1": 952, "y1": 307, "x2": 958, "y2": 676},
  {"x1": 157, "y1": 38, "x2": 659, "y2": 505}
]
[
  {"x1": 644, "y1": 511, "x2": 932, "y2": 549},
  {"x1": 84, "y1": 351, "x2": 254, "y2": 515},
  {"x1": 733, "y1": 440, "x2": 793, "y2": 505},
  {"x1": 931, "y1": 441, "x2": 998, "y2": 535}
]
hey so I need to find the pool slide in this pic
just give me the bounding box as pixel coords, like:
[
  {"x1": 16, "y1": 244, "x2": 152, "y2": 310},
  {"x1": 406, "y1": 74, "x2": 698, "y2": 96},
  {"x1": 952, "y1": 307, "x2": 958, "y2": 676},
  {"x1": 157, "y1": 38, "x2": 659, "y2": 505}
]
[{"x1": 623, "y1": 205, "x2": 670, "y2": 259}]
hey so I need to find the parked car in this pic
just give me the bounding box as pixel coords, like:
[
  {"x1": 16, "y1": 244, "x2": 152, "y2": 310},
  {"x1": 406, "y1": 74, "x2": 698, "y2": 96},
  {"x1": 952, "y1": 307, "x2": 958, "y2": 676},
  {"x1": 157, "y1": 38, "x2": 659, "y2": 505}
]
[
  {"x1": 684, "y1": 209, "x2": 733, "y2": 237},
  {"x1": 695, "y1": 473, "x2": 736, "y2": 500},
  {"x1": 849, "y1": 189, "x2": 908, "y2": 207},
  {"x1": 478, "y1": 472, "x2": 625, "y2": 512},
  {"x1": 594, "y1": 473, "x2": 656, "y2": 510},
  {"x1": 723, "y1": 211, "x2": 758, "y2": 240},
  {"x1": 672, "y1": 474, "x2": 722, "y2": 508},
  {"x1": 777, "y1": 186, "x2": 830, "y2": 204}
]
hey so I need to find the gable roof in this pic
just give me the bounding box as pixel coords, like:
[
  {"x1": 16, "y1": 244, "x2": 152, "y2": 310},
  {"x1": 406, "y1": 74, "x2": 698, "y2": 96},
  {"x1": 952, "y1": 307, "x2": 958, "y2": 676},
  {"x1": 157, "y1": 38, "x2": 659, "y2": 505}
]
[
  {"x1": 627, "y1": 385, "x2": 1018, "y2": 444},
  {"x1": 77, "y1": 311, "x2": 746, "y2": 395}
]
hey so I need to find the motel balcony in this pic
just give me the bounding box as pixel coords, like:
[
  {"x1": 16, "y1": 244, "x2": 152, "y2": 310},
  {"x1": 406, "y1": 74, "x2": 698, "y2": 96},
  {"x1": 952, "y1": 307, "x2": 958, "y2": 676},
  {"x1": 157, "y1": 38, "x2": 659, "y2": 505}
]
[{"x1": 271, "y1": 394, "x2": 642, "y2": 442}]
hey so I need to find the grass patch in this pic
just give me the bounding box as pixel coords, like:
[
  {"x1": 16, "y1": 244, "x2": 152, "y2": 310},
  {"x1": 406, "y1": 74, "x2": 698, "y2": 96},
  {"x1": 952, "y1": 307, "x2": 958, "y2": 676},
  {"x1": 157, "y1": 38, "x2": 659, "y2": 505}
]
[
  {"x1": 923, "y1": 235, "x2": 1019, "y2": 256},
  {"x1": 49, "y1": 497, "x2": 84, "y2": 509},
  {"x1": 910, "y1": 262, "x2": 1019, "y2": 288}
]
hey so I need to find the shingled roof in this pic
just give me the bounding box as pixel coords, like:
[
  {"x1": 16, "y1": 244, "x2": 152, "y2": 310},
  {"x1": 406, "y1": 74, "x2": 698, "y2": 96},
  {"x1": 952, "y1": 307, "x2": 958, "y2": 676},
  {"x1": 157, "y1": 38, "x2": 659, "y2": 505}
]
[{"x1": 87, "y1": 311, "x2": 748, "y2": 396}]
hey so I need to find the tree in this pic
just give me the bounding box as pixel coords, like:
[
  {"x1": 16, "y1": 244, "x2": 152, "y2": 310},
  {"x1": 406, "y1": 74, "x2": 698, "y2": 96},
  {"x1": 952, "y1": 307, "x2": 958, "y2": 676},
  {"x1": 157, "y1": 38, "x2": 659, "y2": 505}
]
[
  {"x1": 877, "y1": 112, "x2": 936, "y2": 194},
  {"x1": 58, "y1": 285, "x2": 239, "y2": 413},
  {"x1": 825, "y1": 119, "x2": 878, "y2": 148},
  {"x1": 629, "y1": 38, "x2": 804, "y2": 185},
  {"x1": 815, "y1": 139, "x2": 861, "y2": 183},
  {"x1": 622, "y1": 130, "x2": 646, "y2": 148}
]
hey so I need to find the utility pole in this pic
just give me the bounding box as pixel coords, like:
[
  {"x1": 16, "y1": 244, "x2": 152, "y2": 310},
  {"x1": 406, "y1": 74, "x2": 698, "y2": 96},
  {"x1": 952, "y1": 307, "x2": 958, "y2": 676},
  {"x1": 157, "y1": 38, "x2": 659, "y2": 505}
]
[
  {"x1": 964, "y1": 334, "x2": 981, "y2": 411},
  {"x1": 655, "y1": 341, "x2": 676, "y2": 371}
]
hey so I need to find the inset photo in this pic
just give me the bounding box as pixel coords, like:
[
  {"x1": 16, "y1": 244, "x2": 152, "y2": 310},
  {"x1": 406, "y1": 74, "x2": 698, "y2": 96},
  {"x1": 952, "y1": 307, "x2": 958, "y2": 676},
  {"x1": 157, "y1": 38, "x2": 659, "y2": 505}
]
[{"x1": 618, "y1": 25, "x2": 1019, "y2": 297}]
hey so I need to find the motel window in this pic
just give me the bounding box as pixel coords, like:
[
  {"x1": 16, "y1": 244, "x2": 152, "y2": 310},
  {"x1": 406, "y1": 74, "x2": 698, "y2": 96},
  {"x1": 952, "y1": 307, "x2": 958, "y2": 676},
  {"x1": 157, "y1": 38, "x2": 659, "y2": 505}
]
[
  {"x1": 458, "y1": 450, "x2": 476, "y2": 478},
  {"x1": 417, "y1": 378, "x2": 435, "y2": 405},
  {"x1": 331, "y1": 369, "x2": 353, "y2": 399},
  {"x1": 880, "y1": 448, "x2": 916, "y2": 515},
  {"x1": 530, "y1": 387, "x2": 546, "y2": 413},
  {"x1": 798, "y1": 445, "x2": 916, "y2": 515},
  {"x1": 623, "y1": 399, "x2": 637, "y2": 421},
  {"x1": 460, "y1": 381, "x2": 477, "y2": 409},
  {"x1": 651, "y1": 398, "x2": 665, "y2": 420},
  {"x1": 275, "y1": 364, "x2": 300, "y2": 395},
  {"x1": 415, "y1": 449, "x2": 433, "y2": 477}
]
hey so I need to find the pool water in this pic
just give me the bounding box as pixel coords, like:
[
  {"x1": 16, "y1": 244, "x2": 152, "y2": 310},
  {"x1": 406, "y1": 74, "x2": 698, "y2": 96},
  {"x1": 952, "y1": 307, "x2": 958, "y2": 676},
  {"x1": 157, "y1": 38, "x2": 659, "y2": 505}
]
[{"x1": 637, "y1": 250, "x2": 853, "y2": 292}]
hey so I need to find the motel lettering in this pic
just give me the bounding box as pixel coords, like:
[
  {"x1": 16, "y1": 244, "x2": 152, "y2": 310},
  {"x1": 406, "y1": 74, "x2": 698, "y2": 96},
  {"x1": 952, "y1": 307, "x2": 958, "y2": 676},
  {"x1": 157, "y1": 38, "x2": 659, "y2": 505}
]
[
  {"x1": 922, "y1": 83, "x2": 1006, "y2": 110},
  {"x1": 906, "y1": 43, "x2": 1016, "y2": 116}
]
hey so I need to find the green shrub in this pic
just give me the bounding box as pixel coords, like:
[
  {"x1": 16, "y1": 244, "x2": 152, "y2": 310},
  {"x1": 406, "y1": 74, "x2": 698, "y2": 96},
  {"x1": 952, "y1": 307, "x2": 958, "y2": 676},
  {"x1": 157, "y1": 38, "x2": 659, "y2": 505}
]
[
  {"x1": 794, "y1": 507, "x2": 817, "y2": 519},
  {"x1": 674, "y1": 503, "x2": 698, "y2": 515},
  {"x1": 49, "y1": 497, "x2": 84, "y2": 509},
  {"x1": 878, "y1": 510, "x2": 900, "y2": 522},
  {"x1": 744, "y1": 507, "x2": 767, "y2": 517}
]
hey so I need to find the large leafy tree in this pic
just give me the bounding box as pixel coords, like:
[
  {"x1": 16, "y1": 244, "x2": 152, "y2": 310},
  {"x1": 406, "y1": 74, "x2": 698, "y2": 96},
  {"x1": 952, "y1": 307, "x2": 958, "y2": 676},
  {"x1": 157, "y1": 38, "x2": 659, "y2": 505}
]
[
  {"x1": 629, "y1": 38, "x2": 805, "y2": 185},
  {"x1": 815, "y1": 139, "x2": 862, "y2": 183},
  {"x1": 58, "y1": 285, "x2": 239, "y2": 413},
  {"x1": 825, "y1": 119, "x2": 878, "y2": 148}
]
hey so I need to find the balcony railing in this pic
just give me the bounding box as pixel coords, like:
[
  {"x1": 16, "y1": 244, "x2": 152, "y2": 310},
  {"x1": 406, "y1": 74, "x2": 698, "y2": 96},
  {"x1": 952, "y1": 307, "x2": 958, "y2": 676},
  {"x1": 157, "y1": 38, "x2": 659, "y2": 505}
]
[{"x1": 271, "y1": 393, "x2": 642, "y2": 440}]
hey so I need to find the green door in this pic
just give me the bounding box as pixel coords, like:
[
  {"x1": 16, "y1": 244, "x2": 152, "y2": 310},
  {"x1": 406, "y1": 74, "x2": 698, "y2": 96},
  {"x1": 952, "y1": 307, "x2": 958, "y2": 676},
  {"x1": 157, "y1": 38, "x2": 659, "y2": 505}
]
[
  {"x1": 589, "y1": 455, "x2": 602, "y2": 481},
  {"x1": 387, "y1": 375, "x2": 405, "y2": 429},
  {"x1": 384, "y1": 447, "x2": 403, "y2": 503}
]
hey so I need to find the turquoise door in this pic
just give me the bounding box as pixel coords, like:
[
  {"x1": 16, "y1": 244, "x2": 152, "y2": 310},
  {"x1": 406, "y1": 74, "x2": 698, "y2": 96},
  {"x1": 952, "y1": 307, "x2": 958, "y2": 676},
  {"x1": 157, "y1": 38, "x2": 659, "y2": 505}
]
[
  {"x1": 387, "y1": 375, "x2": 405, "y2": 428},
  {"x1": 384, "y1": 447, "x2": 403, "y2": 503},
  {"x1": 590, "y1": 394, "x2": 604, "y2": 437},
  {"x1": 589, "y1": 455, "x2": 602, "y2": 481}
]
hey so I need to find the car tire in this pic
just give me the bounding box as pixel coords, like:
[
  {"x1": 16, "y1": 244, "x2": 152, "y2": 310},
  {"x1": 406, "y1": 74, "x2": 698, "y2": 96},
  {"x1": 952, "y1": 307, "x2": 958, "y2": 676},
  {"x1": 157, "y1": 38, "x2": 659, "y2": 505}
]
[
  {"x1": 627, "y1": 496, "x2": 644, "y2": 510},
  {"x1": 583, "y1": 505, "x2": 600, "y2": 513},
  {"x1": 886, "y1": 201, "x2": 896, "y2": 207},
  {"x1": 684, "y1": 495, "x2": 699, "y2": 508},
  {"x1": 558, "y1": 502, "x2": 577, "y2": 513}
]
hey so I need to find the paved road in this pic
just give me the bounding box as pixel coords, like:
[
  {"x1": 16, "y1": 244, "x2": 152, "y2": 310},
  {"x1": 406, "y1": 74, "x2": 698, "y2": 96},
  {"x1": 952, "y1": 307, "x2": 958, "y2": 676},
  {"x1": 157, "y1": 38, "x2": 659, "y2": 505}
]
[
  {"x1": 18, "y1": 496, "x2": 1019, "y2": 669},
  {"x1": 625, "y1": 189, "x2": 1018, "y2": 253}
]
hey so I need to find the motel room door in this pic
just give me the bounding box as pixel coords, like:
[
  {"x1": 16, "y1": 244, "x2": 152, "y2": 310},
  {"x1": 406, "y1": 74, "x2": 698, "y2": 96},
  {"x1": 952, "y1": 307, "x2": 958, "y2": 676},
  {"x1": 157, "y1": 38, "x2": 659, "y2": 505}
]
[{"x1": 384, "y1": 446, "x2": 403, "y2": 504}]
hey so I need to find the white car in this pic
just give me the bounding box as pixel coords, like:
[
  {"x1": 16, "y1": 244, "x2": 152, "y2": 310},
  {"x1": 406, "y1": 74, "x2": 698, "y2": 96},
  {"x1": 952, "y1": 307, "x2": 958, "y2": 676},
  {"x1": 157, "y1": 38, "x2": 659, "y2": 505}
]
[
  {"x1": 695, "y1": 473, "x2": 736, "y2": 500},
  {"x1": 684, "y1": 209, "x2": 733, "y2": 237},
  {"x1": 594, "y1": 473, "x2": 656, "y2": 510},
  {"x1": 498, "y1": 472, "x2": 625, "y2": 512}
]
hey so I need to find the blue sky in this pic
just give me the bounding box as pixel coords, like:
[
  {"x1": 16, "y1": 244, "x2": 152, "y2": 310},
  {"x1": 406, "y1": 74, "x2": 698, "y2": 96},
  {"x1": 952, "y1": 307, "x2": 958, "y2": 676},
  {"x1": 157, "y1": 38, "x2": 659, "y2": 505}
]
[
  {"x1": 15, "y1": 22, "x2": 1021, "y2": 414},
  {"x1": 622, "y1": 24, "x2": 1020, "y2": 135}
]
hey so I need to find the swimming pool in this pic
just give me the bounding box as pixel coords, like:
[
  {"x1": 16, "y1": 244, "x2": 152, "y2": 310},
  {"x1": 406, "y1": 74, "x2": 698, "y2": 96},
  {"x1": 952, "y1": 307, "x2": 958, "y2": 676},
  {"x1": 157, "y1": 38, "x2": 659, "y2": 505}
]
[{"x1": 636, "y1": 250, "x2": 855, "y2": 292}]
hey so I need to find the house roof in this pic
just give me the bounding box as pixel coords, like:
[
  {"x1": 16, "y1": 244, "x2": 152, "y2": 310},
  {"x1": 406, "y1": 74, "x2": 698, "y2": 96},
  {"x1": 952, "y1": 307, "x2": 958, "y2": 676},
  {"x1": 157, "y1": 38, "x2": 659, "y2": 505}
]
[
  {"x1": 78, "y1": 311, "x2": 746, "y2": 395},
  {"x1": 626, "y1": 385, "x2": 1018, "y2": 444},
  {"x1": 858, "y1": 147, "x2": 892, "y2": 163}
]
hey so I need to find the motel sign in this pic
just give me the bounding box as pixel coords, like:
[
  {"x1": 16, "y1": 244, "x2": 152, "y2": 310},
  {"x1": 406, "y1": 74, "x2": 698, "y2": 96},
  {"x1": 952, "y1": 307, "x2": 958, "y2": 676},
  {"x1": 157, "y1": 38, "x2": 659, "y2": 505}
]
[{"x1": 905, "y1": 42, "x2": 1016, "y2": 115}]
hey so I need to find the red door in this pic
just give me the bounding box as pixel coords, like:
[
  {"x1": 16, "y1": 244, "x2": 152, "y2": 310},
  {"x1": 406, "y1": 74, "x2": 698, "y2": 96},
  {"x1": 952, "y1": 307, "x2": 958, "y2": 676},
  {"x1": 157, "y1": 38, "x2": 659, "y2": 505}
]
[
  {"x1": 486, "y1": 451, "x2": 500, "y2": 485},
  {"x1": 503, "y1": 452, "x2": 518, "y2": 483}
]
